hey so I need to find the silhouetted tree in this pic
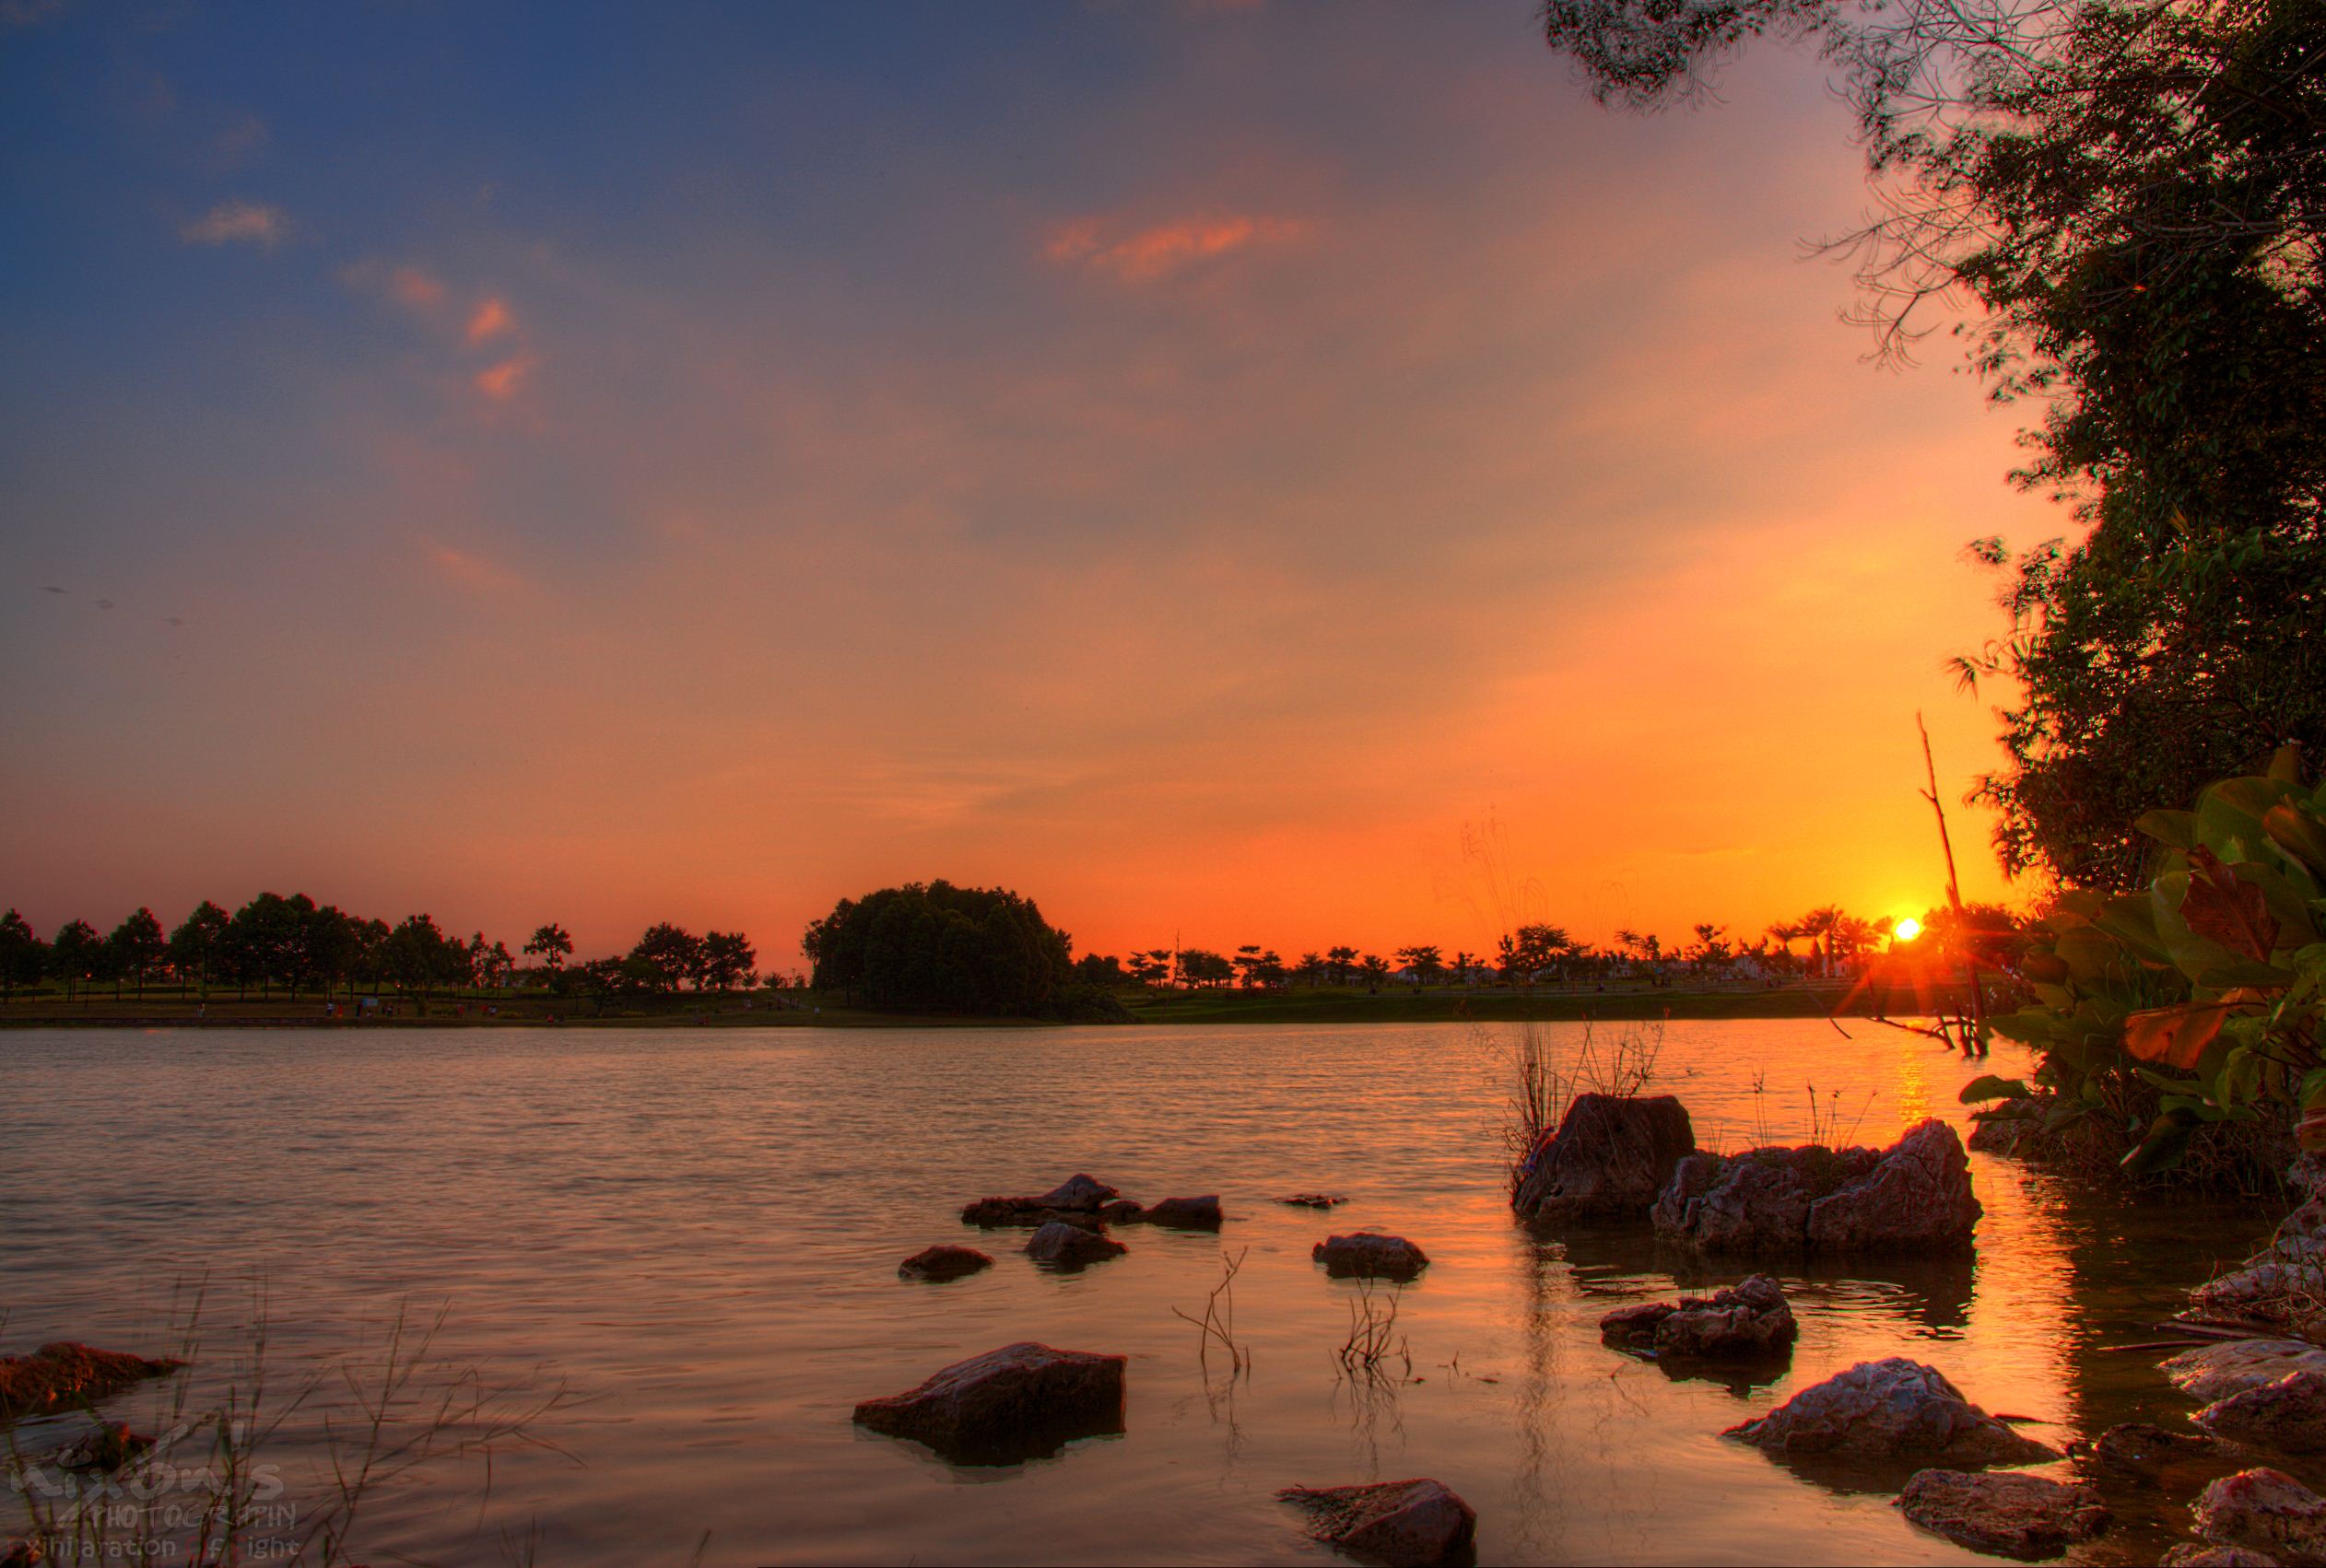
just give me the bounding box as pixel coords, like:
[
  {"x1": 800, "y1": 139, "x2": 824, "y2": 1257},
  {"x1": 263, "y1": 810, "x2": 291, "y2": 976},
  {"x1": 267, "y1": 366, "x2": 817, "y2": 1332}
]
[
  {"x1": 49, "y1": 919, "x2": 100, "y2": 1001},
  {"x1": 0, "y1": 909, "x2": 46, "y2": 1002},
  {"x1": 525, "y1": 923, "x2": 573, "y2": 970},
  {"x1": 804, "y1": 881, "x2": 1074, "y2": 1016},
  {"x1": 106, "y1": 908, "x2": 167, "y2": 1000},
  {"x1": 700, "y1": 930, "x2": 757, "y2": 990}
]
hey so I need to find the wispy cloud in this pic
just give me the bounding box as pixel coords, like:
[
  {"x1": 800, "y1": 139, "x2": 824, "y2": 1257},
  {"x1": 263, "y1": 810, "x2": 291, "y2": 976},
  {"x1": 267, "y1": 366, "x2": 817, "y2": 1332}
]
[
  {"x1": 1043, "y1": 213, "x2": 1308, "y2": 283},
  {"x1": 466, "y1": 297, "x2": 513, "y2": 344},
  {"x1": 422, "y1": 538, "x2": 522, "y2": 592},
  {"x1": 474, "y1": 355, "x2": 534, "y2": 401},
  {"x1": 180, "y1": 199, "x2": 289, "y2": 248}
]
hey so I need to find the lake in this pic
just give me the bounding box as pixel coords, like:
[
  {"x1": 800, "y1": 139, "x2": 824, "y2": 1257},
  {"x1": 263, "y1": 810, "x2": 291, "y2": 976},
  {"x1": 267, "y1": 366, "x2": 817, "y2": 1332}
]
[{"x1": 0, "y1": 1021, "x2": 2275, "y2": 1564}]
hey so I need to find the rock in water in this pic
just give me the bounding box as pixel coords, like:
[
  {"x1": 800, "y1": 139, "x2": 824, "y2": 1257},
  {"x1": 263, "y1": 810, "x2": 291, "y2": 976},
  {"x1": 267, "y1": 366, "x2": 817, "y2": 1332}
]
[
  {"x1": 852, "y1": 1341, "x2": 1126, "y2": 1464},
  {"x1": 1282, "y1": 1193, "x2": 1345, "y2": 1209},
  {"x1": 2197, "y1": 1370, "x2": 2326, "y2": 1454},
  {"x1": 959, "y1": 1175, "x2": 1123, "y2": 1229},
  {"x1": 2161, "y1": 1546, "x2": 2288, "y2": 1565},
  {"x1": 1312, "y1": 1233, "x2": 1430, "y2": 1281},
  {"x1": 1512, "y1": 1093, "x2": 1698, "y2": 1223},
  {"x1": 1035, "y1": 1174, "x2": 1118, "y2": 1211},
  {"x1": 1129, "y1": 1196, "x2": 1224, "y2": 1230},
  {"x1": 0, "y1": 1343, "x2": 184, "y2": 1422},
  {"x1": 2191, "y1": 1468, "x2": 2326, "y2": 1565},
  {"x1": 1277, "y1": 1480, "x2": 1477, "y2": 1567},
  {"x1": 898, "y1": 1246, "x2": 993, "y2": 1281},
  {"x1": 2164, "y1": 1340, "x2": 2326, "y2": 1404},
  {"x1": 55, "y1": 1422, "x2": 153, "y2": 1474},
  {"x1": 1600, "y1": 1274, "x2": 1797, "y2": 1359},
  {"x1": 1653, "y1": 1120, "x2": 1980, "y2": 1256},
  {"x1": 2069, "y1": 1421, "x2": 2215, "y2": 1487},
  {"x1": 1804, "y1": 1120, "x2": 1982, "y2": 1252},
  {"x1": 1896, "y1": 1469, "x2": 2109, "y2": 1558},
  {"x1": 1027, "y1": 1221, "x2": 1126, "y2": 1267},
  {"x1": 1725, "y1": 1358, "x2": 2060, "y2": 1465}
]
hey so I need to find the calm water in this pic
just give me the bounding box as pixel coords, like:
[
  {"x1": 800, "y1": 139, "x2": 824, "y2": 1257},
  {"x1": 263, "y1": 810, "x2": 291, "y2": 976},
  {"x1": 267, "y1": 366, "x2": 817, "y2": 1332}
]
[{"x1": 0, "y1": 1022, "x2": 2283, "y2": 1565}]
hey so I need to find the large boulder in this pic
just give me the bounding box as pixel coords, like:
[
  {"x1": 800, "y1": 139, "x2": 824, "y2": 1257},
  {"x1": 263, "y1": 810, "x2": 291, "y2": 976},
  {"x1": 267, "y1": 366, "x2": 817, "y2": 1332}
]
[
  {"x1": 2197, "y1": 1370, "x2": 2326, "y2": 1453},
  {"x1": 1313, "y1": 1233, "x2": 1429, "y2": 1281},
  {"x1": 1600, "y1": 1274, "x2": 1796, "y2": 1360},
  {"x1": 852, "y1": 1341, "x2": 1126, "y2": 1464},
  {"x1": 1512, "y1": 1094, "x2": 1697, "y2": 1223},
  {"x1": 899, "y1": 1245, "x2": 993, "y2": 1281},
  {"x1": 1725, "y1": 1358, "x2": 2059, "y2": 1465},
  {"x1": 1027, "y1": 1222, "x2": 1126, "y2": 1268},
  {"x1": 1277, "y1": 1480, "x2": 1477, "y2": 1567},
  {"x1": 1127, "y1": 1196, "x2": 1224, "y2": 1230},
  {"x1": 1897, "y1": 1469, "x2": 2109, "y2": 1559},
  {"x1": 2191, "y1": 1468, "x2": 2326, "y2": 1566},
  {"x1": 2164, "y1": 1340, "x2": 2326, "y2": 1404},
  {"x1": 1805, "y1": 1120, "x2": 1982, "y2": 1252},
  {"x1": 0, "y1": 1343, "x2": 184, "y2": 1422},
  {"x1": 1654, "y1": 1121, "x2": 1980, "y2": 1256}
]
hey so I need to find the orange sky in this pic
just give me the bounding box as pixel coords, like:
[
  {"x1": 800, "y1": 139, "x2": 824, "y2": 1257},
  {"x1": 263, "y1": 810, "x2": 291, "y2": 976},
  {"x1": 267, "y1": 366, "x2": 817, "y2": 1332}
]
[{"x1": 0, "y1": 5, "x2": 2062, "y2": 968}]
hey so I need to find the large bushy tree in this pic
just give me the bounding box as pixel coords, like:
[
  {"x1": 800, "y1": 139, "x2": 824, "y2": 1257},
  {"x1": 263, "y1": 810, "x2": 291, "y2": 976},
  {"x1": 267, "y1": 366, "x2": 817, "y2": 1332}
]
[
  {"x1": 1541, "y1": 0, "x2": 2326, "y2": 886},
  {"x1": 803, "y1": 881, "x2": 1072, "y2": 1016}
]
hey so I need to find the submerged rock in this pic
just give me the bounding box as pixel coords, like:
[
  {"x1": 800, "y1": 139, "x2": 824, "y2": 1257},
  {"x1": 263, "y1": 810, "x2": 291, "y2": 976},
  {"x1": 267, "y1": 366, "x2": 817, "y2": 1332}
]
[
  {"x1": 2163, "y1": 1340, "x2": 2326, "y2": 1404},
  {"x1": 1653, "y1": 1121, "x2": 1981, "y2": 1256},
  {"x1": 959, "y1": 1175, "x2": 1123, "y2": 1229},
  {"x1": 1036, "y1": 1174, "x2": 1118, "y2": 1211},
  {"x1": 1027, "y1": 1222, "x2": 1126, "y2": 1267},
  {"x1": 852, "y1": 1341, "x2": 1126, "y2": 1464},
  {"x1": 0, "y1": 1342, "x2": 183, "y2": 1422},
  {"x1": 1725, "y1": 1358, "x2": 2060, "y2": 1465},
  {"x1": 1127, "y1": 1196, "x2": 1224, "y2": 1230},
  {"x1": 2069, "y1": 1421, "x2": 2216, "y2": 1487},
  {"x1": 2191, "y1": 1468, "x2": 2326, "y2": 1565},
  {"x1": 2197, "y1": 1370, "x2": 2326, "y2": 1454},
  {"x1": 1277, "y1": 1479, "x2": 1477, "y2": 1567},
  {"x1": 898, "y1": 1245, "x2": 993, "y2": 1281},
  {"x1": 1283, "y1": 1193, "x2": 1345, "y2": 1209},
  {"x1": 1512, "y1": 1093, "x2": 1697, "y2": 1224},
  {"x1": 55, "y1": 1422, "x2": 153, "y2": 1474},
  {"x1": 960, "y1": 1197, "x2": 1098, "y2": 1230},
  {"x1": 1897, "y1": 1469, "x2": 2109, "y2": 1559},
  {"x1": 1313, "y1": 1233, "x2": 1429, "y2": 1281},
  {"x1": 1600, "y1": 1274, "x2": 1796, "y2": 1360}
]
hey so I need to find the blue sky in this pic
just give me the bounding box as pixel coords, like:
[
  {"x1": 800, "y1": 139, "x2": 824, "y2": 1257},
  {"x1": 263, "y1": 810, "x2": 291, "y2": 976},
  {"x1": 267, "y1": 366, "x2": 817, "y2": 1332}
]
[{"x1": 0, "y1": 1, "x2": 2062, "y2": 963}]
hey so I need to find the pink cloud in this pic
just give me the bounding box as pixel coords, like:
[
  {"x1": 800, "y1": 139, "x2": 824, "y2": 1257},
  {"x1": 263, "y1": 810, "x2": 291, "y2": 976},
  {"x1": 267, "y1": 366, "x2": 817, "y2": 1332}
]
[
  {"x1": 422, "y1": 538, "x2": 522, "y2": 591},
  {"x1": 475, "y1": 355, "x2": 534, "y2": 401},
  {"x1": 466, "y1": 297, "x2": 513, "y2": 344},
  {"x1": 393, "y1": 267, "x2": 446, "y2": 309},
  {"x1": 1044, "y1": 213, "x2": 1308, "y2": 283},
  {"x1": 180, "y1": 199, "x2": 289, "y2": 249}
]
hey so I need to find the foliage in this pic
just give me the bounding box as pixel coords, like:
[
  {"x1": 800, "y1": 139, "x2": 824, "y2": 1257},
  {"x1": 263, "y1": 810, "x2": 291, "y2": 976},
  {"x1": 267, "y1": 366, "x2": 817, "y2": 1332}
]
[
  {"x1": 1974, "y1": 749, "x2": 2326, "y2": 1176},
  {"x1": 802, "y1": 880, "x2": 1073, "y2": 1017}
]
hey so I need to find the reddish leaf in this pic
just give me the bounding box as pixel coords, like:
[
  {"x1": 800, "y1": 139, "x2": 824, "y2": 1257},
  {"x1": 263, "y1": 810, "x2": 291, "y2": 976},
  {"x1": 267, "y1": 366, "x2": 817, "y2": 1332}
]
[
  {"x1": 2121, "y1": 1000, "x2": 2235, "y2": 1071},
  {"x1": 2183, "y1": 846, "x2": 2281, "y2": 961}
]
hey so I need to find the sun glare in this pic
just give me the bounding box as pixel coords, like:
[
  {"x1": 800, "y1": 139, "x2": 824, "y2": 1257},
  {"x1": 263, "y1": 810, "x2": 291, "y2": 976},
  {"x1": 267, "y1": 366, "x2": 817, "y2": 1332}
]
[{"x1": 1895, "y1": 916, "x2": 1923, "y2": 942}]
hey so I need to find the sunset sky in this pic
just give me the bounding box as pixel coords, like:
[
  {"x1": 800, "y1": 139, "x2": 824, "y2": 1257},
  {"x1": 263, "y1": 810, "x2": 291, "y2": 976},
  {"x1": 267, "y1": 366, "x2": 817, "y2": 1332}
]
[{"x1": 0, "y1": 2, "x2": 2067, "y2": 967}]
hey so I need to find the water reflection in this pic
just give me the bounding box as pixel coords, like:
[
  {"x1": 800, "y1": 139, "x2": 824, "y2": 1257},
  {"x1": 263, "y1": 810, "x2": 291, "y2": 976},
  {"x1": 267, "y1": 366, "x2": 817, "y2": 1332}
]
[{"x1": 0, "y1": 1022, "x2": 2292, "y2": 1565}]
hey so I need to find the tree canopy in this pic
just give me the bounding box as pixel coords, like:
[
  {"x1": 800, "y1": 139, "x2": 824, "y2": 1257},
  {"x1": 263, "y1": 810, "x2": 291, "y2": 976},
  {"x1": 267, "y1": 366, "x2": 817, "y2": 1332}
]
[{"x1": 802, "y1": 881, "x2": 1073, "y2": 1016}]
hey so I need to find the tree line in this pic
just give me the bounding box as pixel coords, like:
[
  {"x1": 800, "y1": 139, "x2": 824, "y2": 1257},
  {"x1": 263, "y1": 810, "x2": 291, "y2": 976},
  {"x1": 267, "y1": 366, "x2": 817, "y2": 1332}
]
[
  {"x1": 0, "y1": 895, "x2": 763, "y2": 1005},
  {"x1": 1068, "y1": 905, "x2": 2002, "y2": 990}
]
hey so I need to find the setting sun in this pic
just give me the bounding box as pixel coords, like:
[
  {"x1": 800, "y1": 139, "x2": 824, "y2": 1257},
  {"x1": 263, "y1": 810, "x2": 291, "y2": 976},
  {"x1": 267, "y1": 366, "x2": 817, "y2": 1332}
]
[{"x1": 1895, "y1": 916, "x2": 1924, "y2": 942}]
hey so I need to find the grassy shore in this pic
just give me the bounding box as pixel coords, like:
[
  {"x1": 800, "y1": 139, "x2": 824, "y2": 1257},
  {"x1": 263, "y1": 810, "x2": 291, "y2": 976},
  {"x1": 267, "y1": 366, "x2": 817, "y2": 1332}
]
[{"x1": 0, "y1": 978, "x2": 1966, "y2": 1029}]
